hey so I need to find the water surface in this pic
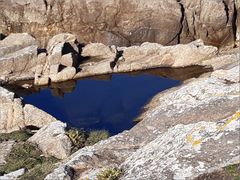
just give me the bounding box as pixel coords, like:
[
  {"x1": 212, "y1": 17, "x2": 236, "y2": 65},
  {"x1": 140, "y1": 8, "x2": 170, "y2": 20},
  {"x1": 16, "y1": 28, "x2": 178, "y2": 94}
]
[{"x1": 23, "y1": 73, "x2": 181, "y2": 135}]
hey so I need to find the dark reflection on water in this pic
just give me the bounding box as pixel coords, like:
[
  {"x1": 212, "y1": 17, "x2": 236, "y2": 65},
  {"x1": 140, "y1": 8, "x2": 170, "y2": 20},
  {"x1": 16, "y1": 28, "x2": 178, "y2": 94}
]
[{"x1": 22, "y1": 73, "x2": 180, "y2": 135}]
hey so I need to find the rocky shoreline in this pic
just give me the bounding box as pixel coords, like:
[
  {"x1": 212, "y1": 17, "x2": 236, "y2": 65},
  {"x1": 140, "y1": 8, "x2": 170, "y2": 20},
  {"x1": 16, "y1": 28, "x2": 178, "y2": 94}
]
[{"x1": 0, "y1": 0, "x2": 240, "y2": 179}]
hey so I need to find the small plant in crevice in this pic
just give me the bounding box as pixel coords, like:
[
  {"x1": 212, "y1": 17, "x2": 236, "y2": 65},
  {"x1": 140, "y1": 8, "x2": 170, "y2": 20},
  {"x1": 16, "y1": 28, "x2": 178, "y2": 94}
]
[
  {"x1": 85, "y1": 130, "x2": 110, "y2": 146},
  {"x1": 66, "y1": 128, "x2": 87, "y2": 151},
  {"x1": 225, "y1": 164, "x2": 240, "y2": 179},
  {"x1": 97, "y1": 168, "x2": 122, "y2": 180},
  {"x1": 65, "y1": 128, "x2": 110, "y2": 152}
]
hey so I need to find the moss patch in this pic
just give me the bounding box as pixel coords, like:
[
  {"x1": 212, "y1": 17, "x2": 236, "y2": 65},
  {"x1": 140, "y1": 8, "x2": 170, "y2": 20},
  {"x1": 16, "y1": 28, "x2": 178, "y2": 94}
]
[
  {"x1": 0, "y1": 142, "x2": 58, "y2": 179},
  {"x1": 97, "y1": 168, "x2": 122, "y2": 180},
  {"x1": 0, "y1": 130, "x2": 32, "y2": 143}
]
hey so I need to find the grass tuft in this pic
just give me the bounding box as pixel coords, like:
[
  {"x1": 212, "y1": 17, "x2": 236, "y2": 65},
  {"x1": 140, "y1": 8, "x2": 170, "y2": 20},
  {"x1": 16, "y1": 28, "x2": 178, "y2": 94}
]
[
  {"x1": 66, "y1": 128, "x2": 110, "y2": 152},
  {"x1": 85, "y1": 130, "x2": 109, "y2": 146},
  {"x1": 97, "y1": 168, "x2": 122, "y2": 180}
]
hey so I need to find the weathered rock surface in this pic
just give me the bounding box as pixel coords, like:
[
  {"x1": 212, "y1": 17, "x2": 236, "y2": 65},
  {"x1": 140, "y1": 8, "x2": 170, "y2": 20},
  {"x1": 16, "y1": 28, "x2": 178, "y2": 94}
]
[
  {"x1": 28, "y1": 121, "x2": 72, "y2": 160},
  {"x1": 45, "y1": 58, "x2": 240, "y2": 179},
  {"x1": 0, "y1": 168, "x2": 26, "y2": 180},
  {"x1": 24, "y1": 104, "x2": 56, "y2": 128},
  {"x1": 75, "y1": 40, "x2": 218, "y2": 78},
  {"x1": 235, "y1": 0, "x2": 240, "y2": 45},
  {"x1": 0, "y1": 33, "x2": 38, "y2": 76},
  {"x1": 0, "y1": 33, "x2": 37, "y2": 56},
  {"x1": 121, "y1": 113, "x2": 240, "y2": 179},
  {"x1": 50, "y1": 67, "x2": 76, "y2": 83},
  {"x1": 0, "y1": 141, "x2": 14, "y2": 166},
  {"x1": 0, "y1": 87, "x2": 55, "y2": 133},
  {"x1": 113, "y1": 40, "x2": 218, "y2": 72},
  {"x1": 0, "y1": 32, "x2": 228, "y2": 85},
  {"x1": 0, "y1": 0, "x2": 238, "y2": 47}
]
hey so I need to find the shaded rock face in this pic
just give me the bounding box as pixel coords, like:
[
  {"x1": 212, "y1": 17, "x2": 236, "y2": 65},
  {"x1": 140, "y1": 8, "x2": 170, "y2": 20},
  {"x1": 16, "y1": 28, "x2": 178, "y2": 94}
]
[
  {"x1": 28, "y1": 121, "x2": 72, "y2": 160},
  {"x1": 0, "y1": 0, "x2": 238, "y2": 47}
]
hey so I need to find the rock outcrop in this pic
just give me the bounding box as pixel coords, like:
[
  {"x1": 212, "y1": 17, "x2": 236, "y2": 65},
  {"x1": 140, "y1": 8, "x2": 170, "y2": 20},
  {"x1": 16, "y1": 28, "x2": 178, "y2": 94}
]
[
  {"x1": 45, "y1": 55, "x2": 240, "y2": 179},
  {"x1": 0, "y1": 168, "x2": 26, "y2": 180},
  {"x1": 28, "y1": 121, "x2": 72, "y2": 160},
  {"x1": 0, "y1": 33, "x2": 219, "y2": 86},
  {"x1": 0, "y1": 86, "x2": 56, "y2": 133},
  {"x1": 0, "y1": 0, "x2": 238, "y2": 47},
  {"x1": 75, "y1": 40, "x2": 218, "y2": 78},
  {"x1": 0, "y1": 33, "x2": 38, "y2": 76}
]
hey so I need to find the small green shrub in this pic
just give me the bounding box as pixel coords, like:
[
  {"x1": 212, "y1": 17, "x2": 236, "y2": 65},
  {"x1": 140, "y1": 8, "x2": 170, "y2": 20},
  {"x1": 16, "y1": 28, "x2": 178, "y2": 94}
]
[
  {"x1": 85, "y1": 130, "x2": 109, "y2": 146},
  {"x1": 97, "y1": 168, "x2": 122, "y2": 180},
  {"x1": 66, "y1": 128, "x2": 110, "y2": 151},
  {"x1": 0, "y1": 131, "x2": 32, "y2": 143},
  {"x1": 225, "y1": 164, "x2": 240, "y2": 179},
  {"x1": 66, "y1": 128, "x2": 87, "y2": 149}
]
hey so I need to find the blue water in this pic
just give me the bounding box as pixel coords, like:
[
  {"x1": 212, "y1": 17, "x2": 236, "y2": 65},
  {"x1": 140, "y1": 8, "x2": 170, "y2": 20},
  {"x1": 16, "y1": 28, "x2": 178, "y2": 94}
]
[{"x1": 23, "y1": 73, "x2": 180, "y2": 135}]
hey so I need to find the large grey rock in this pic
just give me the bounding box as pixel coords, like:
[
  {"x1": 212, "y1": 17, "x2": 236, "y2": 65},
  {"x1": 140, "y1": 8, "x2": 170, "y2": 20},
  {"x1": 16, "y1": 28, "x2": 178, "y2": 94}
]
[
  {"x1": 47, "y1": 33, "x2": 79, "y2": 53},
  {"x1": 75, "y1": 43, "x2": 117, "y2": 78},
  {"x1": 28, "y1": 121, "x2": 72, "y2": 160},
  {"x1": 0, "y1": 87, "x2": 25, "y2": 133},
  {"x1": 50, "y1": 67, "x2": 76, "y2": 83},
  {"x1": 82, "y1": 43, "x2": 116, "y2": 60},
  {"x1": 0, "y1": 33, "x2": 38, "y2": 76},
  {"x1": 121, "y1": 113, "x2": 240, "y2": 179},
  {"x1": 0, "y1": 0, "x2": 237, "y2": 47},
  {"x1": 24, "y1": 104, "x2": 56, "y2": 128},
  {"x1": 0, "y1": 33, "x2": 37, "y2": 57},
  {"x1": 60, "y1": 53, "x2": 78, "y2": 67},
  {"x1": 0, "y1": 87, "x2": 56, "y2": 133},
  {"x1": 0, "y1": 45, "x2": 38, "y2": 75},
  {"x1": 113, "y1": 40, "x2": 218, "y2": 72},
  {"x1": 0, "y1": 168, "x2": 26, "y2": 180},
  {"x1": 182, "y1": 0, "x2": 236, "y2": 47}
]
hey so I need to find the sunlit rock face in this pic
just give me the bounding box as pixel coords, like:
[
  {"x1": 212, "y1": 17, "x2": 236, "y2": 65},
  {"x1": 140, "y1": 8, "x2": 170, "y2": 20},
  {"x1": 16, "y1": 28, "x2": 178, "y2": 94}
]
[{"x1": 0, "y1": 0, "x2": 237, "y2": 47}]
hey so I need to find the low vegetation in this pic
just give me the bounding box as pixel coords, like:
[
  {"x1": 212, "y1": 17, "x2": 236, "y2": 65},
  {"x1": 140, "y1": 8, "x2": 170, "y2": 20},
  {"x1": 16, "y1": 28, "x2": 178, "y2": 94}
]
[
  {"x1": 85, "y1": 130, "x2": 110, "y2": 146},
  {"x1": 225, "y1": 164, "x2": 240, "y2": 179},
  {"x1": 0, "y1": 131, "x2": 59, "y2": 179},
  {"x1": 0, "y1": 142, "x2": 58, "y2": 177},
  {"x1": 97, "y1": 168, "x2": 122, "y2": 180},
  {"x1": 0, "y1": 130, "x2": 32, "y2": 143},
  {"x1": 66, "y1": 128, "x2": 110, "y2": 152}
]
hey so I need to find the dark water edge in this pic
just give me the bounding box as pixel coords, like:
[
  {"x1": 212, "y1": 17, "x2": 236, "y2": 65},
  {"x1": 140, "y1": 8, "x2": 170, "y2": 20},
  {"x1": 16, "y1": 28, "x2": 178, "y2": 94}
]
[{"x1": 5, "y1": 66, "x2": 212, "y2": 135}]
